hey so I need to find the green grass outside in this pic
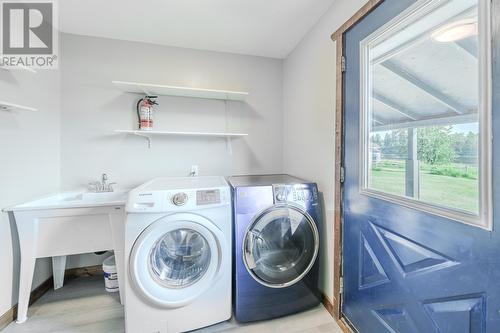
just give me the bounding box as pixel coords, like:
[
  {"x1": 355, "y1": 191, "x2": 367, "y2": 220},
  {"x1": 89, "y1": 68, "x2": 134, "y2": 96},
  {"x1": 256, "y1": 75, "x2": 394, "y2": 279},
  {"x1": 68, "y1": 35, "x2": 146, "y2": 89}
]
[{"x1": 370, "y1": 161, "x2": 479, "y2": 213}]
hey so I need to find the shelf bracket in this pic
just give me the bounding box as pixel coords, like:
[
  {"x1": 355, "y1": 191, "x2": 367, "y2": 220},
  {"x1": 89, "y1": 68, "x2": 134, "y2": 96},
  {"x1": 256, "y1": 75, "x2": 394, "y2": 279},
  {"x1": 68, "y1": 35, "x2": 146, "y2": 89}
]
[
  {"x1": 134, "y1": 132, "x2": 152, "y2": 148},
  {"x1": 226, "y1": 137, "x2": 233, "y2": 155},
  {"x1": 138, "y1": 84, "x2": 152, "y2": 96}
]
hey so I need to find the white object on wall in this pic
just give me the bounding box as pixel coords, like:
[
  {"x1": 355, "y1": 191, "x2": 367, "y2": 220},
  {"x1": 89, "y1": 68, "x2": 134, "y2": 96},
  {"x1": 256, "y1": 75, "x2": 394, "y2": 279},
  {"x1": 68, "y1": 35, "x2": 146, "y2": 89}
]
[
  {"x1": 114, "y1": 130, "x2": 248, "y2": 149},
  {"x1": 113, "y1": 80, "x2": 249, "y2": 101},
  {"x1": 0, "y1": 65, "x2": 37, "y2": 73},
  {"x1": 190, "y1": 165, "x2": 199, "y2": 177},
  {"x1": 0, "y1": 101, "x2": 37, "y2": 112}
]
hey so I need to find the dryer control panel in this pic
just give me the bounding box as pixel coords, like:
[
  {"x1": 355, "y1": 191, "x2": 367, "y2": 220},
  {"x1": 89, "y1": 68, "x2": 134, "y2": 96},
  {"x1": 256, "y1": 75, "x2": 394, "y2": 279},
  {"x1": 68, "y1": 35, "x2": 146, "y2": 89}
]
[{"x1": 273, "y1": 184, "x2": 319, "y2": 204}]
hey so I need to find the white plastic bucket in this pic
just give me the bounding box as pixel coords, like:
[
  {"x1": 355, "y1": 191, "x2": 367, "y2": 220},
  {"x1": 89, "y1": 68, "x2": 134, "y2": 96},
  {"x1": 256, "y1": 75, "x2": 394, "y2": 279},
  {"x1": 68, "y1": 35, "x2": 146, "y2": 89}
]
[{"x1": 103, "y1": 255, "x2": 119, "y2": 293}]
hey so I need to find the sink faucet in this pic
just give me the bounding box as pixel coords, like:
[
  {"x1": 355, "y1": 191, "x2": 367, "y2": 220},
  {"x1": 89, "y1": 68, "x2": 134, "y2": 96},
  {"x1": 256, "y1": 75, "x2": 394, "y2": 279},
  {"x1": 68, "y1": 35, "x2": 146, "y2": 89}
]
[{"x1": 88, "y1": 173, "x2": 116, "y2": 193}]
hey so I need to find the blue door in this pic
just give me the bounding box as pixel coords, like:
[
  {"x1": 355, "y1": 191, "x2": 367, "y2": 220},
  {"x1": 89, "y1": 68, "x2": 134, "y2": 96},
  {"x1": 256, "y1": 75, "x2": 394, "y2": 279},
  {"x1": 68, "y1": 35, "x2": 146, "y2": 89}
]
[{"x1": 342, "y1": 0, "x2": 499, "y2": 332}]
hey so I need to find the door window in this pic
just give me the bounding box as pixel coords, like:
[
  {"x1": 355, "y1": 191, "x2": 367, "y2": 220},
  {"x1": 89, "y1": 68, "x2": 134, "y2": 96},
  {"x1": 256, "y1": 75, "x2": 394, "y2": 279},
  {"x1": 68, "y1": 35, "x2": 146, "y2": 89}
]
[
  {"x1": 149, "y1": 228, "x2": 211, "y2": 288},
  {"x1": 359, "y1": 0, "x2": 491, "y2": 228},
  {"x1": 244, "y1": 205, "x2": 319, "y2": 288}
]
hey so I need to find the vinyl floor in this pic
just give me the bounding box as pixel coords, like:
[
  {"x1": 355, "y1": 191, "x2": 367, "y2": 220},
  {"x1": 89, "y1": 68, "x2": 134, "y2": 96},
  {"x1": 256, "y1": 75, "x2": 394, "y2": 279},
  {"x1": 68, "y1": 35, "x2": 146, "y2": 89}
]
[{"x1": 3, "y1": 275, "x2": 342, "y2": 333}]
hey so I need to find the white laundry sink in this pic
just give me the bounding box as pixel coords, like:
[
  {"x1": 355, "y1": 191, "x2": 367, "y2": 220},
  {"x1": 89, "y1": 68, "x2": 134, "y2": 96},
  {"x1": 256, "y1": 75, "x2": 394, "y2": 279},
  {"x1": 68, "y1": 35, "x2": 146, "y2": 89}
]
[
  {"x1": 3, "y1": 189, "x2": 129, "y2": 323},
  {"x1": 8, "y1": 190, "x2": 129, "y2": 211}
]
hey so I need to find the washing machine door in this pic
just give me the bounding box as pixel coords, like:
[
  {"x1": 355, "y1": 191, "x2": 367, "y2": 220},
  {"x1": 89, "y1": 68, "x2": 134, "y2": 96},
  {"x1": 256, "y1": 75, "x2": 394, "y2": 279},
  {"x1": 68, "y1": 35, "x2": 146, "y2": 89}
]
[
  {"x1": 243, "y1": 204, "x2": 319, "y2": 288},
  {"x1": 129, "y1": 213, "x2": 228, "y2": 308}
]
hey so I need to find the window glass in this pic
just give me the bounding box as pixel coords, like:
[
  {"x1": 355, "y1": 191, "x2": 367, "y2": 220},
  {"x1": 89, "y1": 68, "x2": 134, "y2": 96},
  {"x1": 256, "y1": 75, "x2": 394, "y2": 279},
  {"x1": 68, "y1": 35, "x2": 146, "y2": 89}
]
[{"x1": 361, "y1": 0, "x2": 489, "y2": 225}]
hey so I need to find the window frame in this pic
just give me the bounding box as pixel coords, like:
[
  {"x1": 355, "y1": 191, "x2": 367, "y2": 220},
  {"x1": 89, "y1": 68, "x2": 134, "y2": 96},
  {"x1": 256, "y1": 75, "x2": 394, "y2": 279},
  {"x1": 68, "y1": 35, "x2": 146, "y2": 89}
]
[{"x1": 358, "y1": 0, "x2": 492, "y2": 229}]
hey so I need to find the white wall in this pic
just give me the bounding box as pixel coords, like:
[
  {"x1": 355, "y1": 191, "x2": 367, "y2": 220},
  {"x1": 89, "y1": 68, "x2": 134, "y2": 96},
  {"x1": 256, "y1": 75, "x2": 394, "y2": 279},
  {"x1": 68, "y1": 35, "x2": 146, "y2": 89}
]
[
  {"x1": 0, "y1": 69, "x2": 60, "y2": 314},
  {"x1": 60, "y1": 33, "x2": 283, "y2": 189},
  {"x1": 282, "y1": 0, "x2": 369, "y2": 301},
  {"x1": 59, "y1": 33, "x2": 284, "y2": 267}
]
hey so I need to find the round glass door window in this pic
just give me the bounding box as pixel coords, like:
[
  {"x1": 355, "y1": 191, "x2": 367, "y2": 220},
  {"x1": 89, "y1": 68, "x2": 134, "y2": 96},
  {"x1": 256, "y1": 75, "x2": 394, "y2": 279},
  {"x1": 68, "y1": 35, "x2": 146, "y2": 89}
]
[
  {"x1": 149, "y1": 228, "x2": 211, "y2": 288},
  {"x1": 243, "y1": 205, "x2": 319, "y2": 288}
]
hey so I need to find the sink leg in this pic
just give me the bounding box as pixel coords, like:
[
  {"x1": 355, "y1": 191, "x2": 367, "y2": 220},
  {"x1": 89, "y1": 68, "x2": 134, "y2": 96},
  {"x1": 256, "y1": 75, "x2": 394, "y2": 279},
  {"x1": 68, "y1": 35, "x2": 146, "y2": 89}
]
[
  {"x1": 16, "y1": 217, "x2": 37, "y2": 325},
  {"x1": 16, "y1": 256, "x2": 36, "y2": 324},
  {"x1": 52, "y1": 256, "x2": 67, "y2": 290},
  {"x1": 114, "y1": 250, "x2": 126, "y2": 305}
]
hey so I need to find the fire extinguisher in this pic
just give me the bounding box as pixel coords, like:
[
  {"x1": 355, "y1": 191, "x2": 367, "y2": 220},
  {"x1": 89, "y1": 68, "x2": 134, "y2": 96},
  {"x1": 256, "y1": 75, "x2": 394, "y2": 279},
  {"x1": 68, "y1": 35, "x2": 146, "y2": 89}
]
[{"x1": 136, "y1": 96, "x2": 158, "y2": 131}]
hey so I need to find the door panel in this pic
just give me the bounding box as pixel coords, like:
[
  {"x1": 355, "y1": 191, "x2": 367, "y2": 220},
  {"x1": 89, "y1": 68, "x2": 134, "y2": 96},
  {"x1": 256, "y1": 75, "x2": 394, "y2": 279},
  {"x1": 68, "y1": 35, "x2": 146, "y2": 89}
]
[{"x1": 342, "y1": 0, "x2": 499, "y2": 332}]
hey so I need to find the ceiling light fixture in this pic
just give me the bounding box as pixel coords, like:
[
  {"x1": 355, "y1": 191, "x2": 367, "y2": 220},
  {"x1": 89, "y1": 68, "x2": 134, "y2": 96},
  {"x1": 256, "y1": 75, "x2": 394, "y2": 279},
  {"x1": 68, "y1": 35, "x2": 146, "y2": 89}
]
[{"x1": 431, "y1": 18, "x2": 478, "y2": 43}]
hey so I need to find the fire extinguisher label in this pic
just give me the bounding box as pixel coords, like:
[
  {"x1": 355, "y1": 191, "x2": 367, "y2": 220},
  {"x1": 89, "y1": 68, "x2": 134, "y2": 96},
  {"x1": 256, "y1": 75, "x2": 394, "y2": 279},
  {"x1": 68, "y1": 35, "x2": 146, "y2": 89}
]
[
  {"x1": 139, "y1": 105, "x2": 153, "y2": 130},
  {"x1": 137, "y1": 96, "x2": 157, "y2": 131}
]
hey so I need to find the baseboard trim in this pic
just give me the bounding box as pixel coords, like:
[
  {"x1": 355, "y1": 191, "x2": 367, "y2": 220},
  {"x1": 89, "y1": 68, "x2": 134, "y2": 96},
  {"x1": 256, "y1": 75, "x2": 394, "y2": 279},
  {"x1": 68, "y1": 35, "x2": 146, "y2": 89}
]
[
  {"x1": 0, "y1": 276, "x2": 52, "y2": 330},
  {"x1": 0, "y1": 264, "x2": 103, "y2": 330},
  {"x1": 321, "y1": 293, "x2": 335, "y2": 317},
  {"x1": 321, "y1": 293, "x2": 354, "y2": 333},
  {"x1": 0, "y1": 307, "x2": 15, "y2": 331},
  {"x1": 65, "y1": 265, "x2": 103, "y2": 280}
]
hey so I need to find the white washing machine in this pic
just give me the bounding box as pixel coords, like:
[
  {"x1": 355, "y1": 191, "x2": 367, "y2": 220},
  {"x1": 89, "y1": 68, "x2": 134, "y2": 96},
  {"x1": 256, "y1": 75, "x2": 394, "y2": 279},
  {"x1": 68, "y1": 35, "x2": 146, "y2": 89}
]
[{"x1": 124, "y1": 177, "x2": 232, "y2": 333}]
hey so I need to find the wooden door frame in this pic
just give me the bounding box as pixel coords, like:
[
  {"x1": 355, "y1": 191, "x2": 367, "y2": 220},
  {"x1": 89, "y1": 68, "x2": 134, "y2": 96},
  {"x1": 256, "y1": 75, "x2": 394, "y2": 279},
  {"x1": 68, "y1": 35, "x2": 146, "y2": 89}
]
[{"x1": 329, "y1": 1, "x2": 384, "y2": 332}]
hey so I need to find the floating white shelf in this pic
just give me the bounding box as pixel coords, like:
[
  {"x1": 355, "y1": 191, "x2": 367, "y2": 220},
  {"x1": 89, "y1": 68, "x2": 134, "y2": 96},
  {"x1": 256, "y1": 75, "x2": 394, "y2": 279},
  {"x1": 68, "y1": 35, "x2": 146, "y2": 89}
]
[
  {"x1": 114, "y1": 129, "x2": 248, "y2": 138},
  {"x1": 1, "y1": 65, "x2": 37, "y2": 73},
  {"x1": 0, "y1": 101, "x2": 37, "y2": 112},
  {"x1": 114, "y1": 129, "x2": 248, "y2": 150},
  {"x1": 112, "y1": 80, "x2": 249, "y2": 101}
]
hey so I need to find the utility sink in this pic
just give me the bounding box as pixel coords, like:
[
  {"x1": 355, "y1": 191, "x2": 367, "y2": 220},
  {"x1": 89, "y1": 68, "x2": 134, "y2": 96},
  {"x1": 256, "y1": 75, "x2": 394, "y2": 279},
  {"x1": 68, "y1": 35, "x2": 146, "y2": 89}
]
[
  {"x1": 3, "y1": 189, "x2": 128, "y2": 323},
  {"x1": 7, "y1": 190, "x2": 129, "y2": 211}
]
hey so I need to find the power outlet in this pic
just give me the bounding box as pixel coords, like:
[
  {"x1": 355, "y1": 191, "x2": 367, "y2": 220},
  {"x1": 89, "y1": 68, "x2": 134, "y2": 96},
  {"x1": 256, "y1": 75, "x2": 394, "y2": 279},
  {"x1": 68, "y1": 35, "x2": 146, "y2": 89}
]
[{"x1": 190, "y1": 165, "x2": 199, "y2": 177}]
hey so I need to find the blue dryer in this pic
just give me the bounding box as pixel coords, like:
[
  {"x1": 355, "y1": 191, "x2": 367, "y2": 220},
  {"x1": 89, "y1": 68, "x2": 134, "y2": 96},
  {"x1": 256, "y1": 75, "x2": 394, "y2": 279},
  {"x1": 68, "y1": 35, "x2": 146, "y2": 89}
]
[{"x1": 228, "y1": 174, "x2": 322, "y2": 322}]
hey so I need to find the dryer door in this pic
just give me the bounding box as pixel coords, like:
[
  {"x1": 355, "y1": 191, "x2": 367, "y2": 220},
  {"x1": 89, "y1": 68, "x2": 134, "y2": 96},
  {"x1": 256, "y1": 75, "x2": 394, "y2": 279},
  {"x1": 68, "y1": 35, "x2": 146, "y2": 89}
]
[
  {"x1": 243, "y1": 204, "x2": 319, "y2": 288},
  {"x1": 129, "y1": 213, "x2": 228, "y2": 308}
]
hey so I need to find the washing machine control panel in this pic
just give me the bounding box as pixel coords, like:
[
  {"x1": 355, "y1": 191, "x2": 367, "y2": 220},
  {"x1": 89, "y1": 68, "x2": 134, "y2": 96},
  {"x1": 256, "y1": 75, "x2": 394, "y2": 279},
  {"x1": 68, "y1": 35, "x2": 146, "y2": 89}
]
[
  {"x1": 169, "y1": 189, "x2": 225, "y2": 208},
  {"x1": 127, "y1": 187, "x2": 230, "y2": 213},
  {"x1": 196, "y1": 189, "x2": 221, "y2": 205},
  {"x1": 126, "y1": 176, "x2": 231, "y2": 213}
]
